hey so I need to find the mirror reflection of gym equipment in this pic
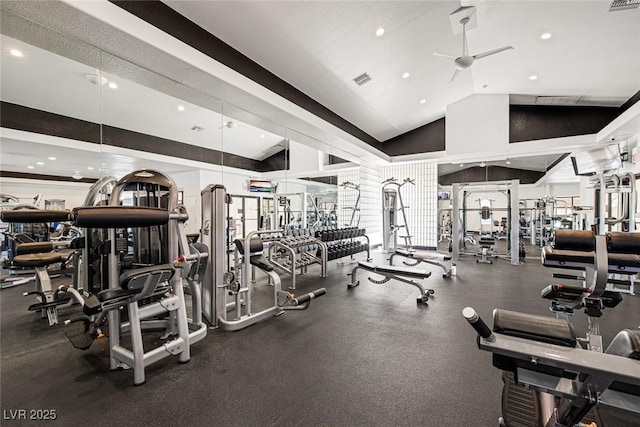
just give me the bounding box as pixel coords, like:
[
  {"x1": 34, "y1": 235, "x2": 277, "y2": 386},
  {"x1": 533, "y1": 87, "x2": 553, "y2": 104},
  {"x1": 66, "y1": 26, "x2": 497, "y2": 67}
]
[
  {"x1": 382, "y1": 177, "x2": 415, "y2": 253},
  {"x1": 593, "y1": 172, "x2": 637, "y2": 234}
]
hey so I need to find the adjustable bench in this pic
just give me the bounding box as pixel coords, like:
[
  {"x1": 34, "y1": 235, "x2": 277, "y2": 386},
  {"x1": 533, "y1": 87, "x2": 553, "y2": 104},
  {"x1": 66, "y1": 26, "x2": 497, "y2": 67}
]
[
  {"x1": 390, "y1": 248, "x2": 453, "y2": 278},
  {"x1": 348, "y1": 261, "x2": 434, "y2": 304},
  {"x1": 464, "y1": 307, "x2": 640, "y2": 427}
]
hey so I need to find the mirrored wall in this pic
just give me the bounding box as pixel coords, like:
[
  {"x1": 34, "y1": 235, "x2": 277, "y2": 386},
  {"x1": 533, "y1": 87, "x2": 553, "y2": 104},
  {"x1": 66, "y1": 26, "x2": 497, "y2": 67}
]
[{"x1": 0, "y1": 6, "x2": 356, "y2": 245}]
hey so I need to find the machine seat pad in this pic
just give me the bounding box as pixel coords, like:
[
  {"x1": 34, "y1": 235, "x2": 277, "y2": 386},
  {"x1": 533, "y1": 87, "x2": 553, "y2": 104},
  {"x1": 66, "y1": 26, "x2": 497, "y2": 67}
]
[
  {"x1": 249, "y1": 254, "x2": 274, "y2": 272},
  {"x1": 479, "y1": 237, "x2": 495, "y2": 246},
  {"x1": 543, "y1": 247, "x2": 640, "y2": 269},
  {"x1": 12, "y1": 252, "x2": 63, "y2": 268},
  {"x1": 97, "y1": 288, "x2": 139, "y2": 302},
  {"x1": 608, "y1": 253, "x2": 640, "y2": 270},
  {"x1": 16, "y1": 242, "x2": 54, "y2": 255},
  {"x1": 541, "y1": 284, "x2": 585, "y2": 301},
  {"x1": 358, "y1": 261, "x2": 431, "y2": 279},
  {"x1": 119, "y1": 264, "x2": 175, "y2": 291},
  {"x1": 493, "y1": 309, "x2": 576, "y2": 347},
  {"x1": 606, "y1": 329, "x2": 640, "y2": 360},
  {"x1": 543, "y1": 247, "x2": 594, "y2": 265}
]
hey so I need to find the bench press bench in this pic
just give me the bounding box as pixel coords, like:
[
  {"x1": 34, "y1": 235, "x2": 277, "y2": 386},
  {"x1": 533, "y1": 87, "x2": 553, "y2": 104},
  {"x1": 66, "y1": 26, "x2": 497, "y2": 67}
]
[
  {"x1": 390, "y1": 248, "x2": 453, "y2": 278},
  {"x1": 348, "y1": 261, "x2": 434, "y2": 304}
]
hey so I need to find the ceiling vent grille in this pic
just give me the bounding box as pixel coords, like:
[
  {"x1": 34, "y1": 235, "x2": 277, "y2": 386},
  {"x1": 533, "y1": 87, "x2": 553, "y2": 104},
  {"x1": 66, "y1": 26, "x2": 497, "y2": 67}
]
[
  {"x1": 353, "y1": 72, "x2": 372, "y2": 86},
  {"x1": 535, "y1": 96, "x2": 581, "y2": 105},
  {"x1": 610, "y1": 0, "x2": 640, "y2": 11}
]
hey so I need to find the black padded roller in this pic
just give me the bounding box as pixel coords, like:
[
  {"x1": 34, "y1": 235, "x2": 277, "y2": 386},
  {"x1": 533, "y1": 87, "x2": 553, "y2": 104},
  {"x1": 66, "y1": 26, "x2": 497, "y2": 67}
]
[
  {"x1": 1, "y1": 209, "x2": 71, "y2": 223},
  {"x1": 553, "y1": 229, "x2": 595, "y2": 252},
  {"x1": 234, "y1": 237, "x2": 264, "y2": 254},
  {"x1": 73, "y1": 206, "x2": 169, "y2": 228},
  {"x1": 607, "y1": 232, "x2": 640, "y2": 254},
  {"x1": 293, "y1": 288, "x2": 327, "y2": 305}
]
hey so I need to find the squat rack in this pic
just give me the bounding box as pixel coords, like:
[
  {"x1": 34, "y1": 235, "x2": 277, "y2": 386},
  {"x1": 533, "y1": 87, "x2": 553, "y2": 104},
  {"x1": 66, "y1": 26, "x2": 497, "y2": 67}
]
[{"x1": 451, "y1": 180, "x2": 520, "y2": 265}]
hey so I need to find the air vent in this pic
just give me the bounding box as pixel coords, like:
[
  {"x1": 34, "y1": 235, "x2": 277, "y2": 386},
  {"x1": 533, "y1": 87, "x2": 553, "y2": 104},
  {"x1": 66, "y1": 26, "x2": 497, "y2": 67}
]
[
  {"x1": 535, "y1": 96, "x2": 581, "y2": 105},
  {"x1": 353, "y1": 72, "x2": 372, "y2": 86},
  {"x1": 610, "y1": 0, "x2": 640, "y2": 11}
]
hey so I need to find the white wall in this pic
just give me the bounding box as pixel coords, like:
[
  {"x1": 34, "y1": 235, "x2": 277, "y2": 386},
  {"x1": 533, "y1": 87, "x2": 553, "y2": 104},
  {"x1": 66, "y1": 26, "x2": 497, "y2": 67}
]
[
  {"x1": 359, "y1": 162, "x2": 382, "y2": 246},
  {"x1": 445, "y1": 94, "x2": 509, "y2": 158},
  {"x1": 289, "y1": 140, "x2": 321, "y2": 174}
]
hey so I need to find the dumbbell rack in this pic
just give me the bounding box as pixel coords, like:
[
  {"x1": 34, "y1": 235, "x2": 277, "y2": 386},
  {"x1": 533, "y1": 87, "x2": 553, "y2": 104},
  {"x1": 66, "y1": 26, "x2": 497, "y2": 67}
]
[
  {"x1": 268, "y1": 234, "x2": 327, "y2": 290},
  {"x1": 315, "y1": 227, "x2": 371, "y2": 264}
]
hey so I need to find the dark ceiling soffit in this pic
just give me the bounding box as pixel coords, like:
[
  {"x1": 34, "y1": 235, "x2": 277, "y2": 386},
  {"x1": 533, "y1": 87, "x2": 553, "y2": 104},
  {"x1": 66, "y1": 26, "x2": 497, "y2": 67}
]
[
  {"x1": 509, "y1": 105, "x2": 619, "y2": 143},
  {"x1": 382, "y1": 118, "x2": 445, "y2": 156},
  {"x1": 618, "y1": 89, "x2": 640, "y2": 114},
  {"x1": 109, "y1": 1, "x2": 382, "y2": 151},
  {"x1": 0, "y1": 101, "x2": 286, "y2": 173},
  {"x1": 0, "y1": 170, "x2": 98, "y2": 184},
  {"x1": 328, "y1": 154, "x2": 349, "y2": 165},
  {"x1": 546, "y1": 153, "x2": 570, "y2": 171},
  {"x1": 438, "y1": 166, "x2": 544, "y2": 186}
]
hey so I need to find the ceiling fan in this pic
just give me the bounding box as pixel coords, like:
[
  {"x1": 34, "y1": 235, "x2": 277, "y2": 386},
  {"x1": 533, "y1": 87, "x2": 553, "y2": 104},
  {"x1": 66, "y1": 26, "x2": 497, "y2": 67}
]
[{"x1": 434, "y1": 16, "x2": 514, "y2": 83}]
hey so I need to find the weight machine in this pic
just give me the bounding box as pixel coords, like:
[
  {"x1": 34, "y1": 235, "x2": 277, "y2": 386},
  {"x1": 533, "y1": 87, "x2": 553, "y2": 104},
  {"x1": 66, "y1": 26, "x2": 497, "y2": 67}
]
[
  {"x1": 451, "y1": 180, "x2": 520, "y2": 265},
  {"x1": 593, "y1": 171, "x2": 637, "y2": 234},
  {"x1": 274, "y1": 192, "x2": 322, "y2": 229},
  {"x1": 382, "y1": 177, "x2": 415, "y2": 253},
  {"x1": 201, "y1": 185, "x2": 325, "y2": 331},
  {"x1": 339, "y1": 181, "x2": 361, "y2": 227}
]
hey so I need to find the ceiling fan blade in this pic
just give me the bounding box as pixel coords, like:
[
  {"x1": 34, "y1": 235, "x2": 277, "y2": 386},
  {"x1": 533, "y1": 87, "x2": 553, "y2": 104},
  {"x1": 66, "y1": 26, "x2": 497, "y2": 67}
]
[
  {"x1": 433, "y1": 52, "x2": 457, "y2": 59},
  {"x1": 473, "y1": 46, "x2": 514, "y2": 60},
  {"x1": 449, "y1": 69, "x2": 460, "y2": 83}
]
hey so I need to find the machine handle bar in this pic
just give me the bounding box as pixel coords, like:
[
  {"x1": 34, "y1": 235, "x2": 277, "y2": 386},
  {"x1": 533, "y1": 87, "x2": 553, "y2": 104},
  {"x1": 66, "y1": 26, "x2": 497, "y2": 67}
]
[{"x1": 462, "y1": 307, "x2": 495, "y2": 342}]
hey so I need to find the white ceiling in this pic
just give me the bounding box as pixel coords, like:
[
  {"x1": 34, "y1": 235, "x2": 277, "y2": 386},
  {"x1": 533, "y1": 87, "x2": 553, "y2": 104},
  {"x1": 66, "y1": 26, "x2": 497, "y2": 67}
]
[
  {"x1": 166, "y1": 0, "x2": 640, "y2": 141},
  {"x1": 1, "y1": 0, "x2": 639, "y2": 186}
]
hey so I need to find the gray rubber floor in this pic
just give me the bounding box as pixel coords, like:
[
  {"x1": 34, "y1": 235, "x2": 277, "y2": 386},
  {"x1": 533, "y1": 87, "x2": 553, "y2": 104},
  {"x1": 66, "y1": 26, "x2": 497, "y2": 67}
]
[{"x1": 1, "y1": 250, "x2": 639, "y2": 426}]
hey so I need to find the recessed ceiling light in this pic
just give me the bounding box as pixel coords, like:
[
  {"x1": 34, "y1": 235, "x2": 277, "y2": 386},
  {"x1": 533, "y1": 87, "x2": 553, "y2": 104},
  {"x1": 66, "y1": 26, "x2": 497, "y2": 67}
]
[
  {"x1": 72, "y1": 171, "x2": 83, "y2": 180},
  {"x1": 419, "y1": 99, "x2": 427, "y2": 104},
  {"x1": 375, "y1": 27, "x2": 385, "y2": 37},
  {"x1": 27, "y1": 165, "x2": 34, "y2": 169},
  {"x1": 85, "y1": 73, "x2": 107, "y2": 86},
  {"x1": 459, "y1": 164, "x2": 464, "y2": 167},
  {"x1": 402, "y1": 72, "x2": 410, "y2": 79},
  {"x1": 540, "y1": 32, "x2": 552, "y2": 40},
  {"x1": 506, "y1": 160, "x2": 511, "y2": 165},
  {"x1": 87, "y1": 166, "x2": 94, "y2": 170},
  {"x1": 177, "y1": 105, "x2": 185, "y2": 112},
  {"x1": 48, "y1": 157, "x2": 56, "y2": 161},
  {"x1": 482, "y1": 84, "x2": 488, "y2": 88},
  {"x1": 36, "y1": 161, "x2": 44, "y2": 165},
  {"x1": 108, "y1": 81, "x2": 118, "y2": 89},
  {"x1": 10, "y1": 49, "x2": 23, "y2": 57},
  {"x1": 260, "y1": 134, "x2": 265, "y2": 138},
  {"x1": 191, "y1": 125, "x2": 205, "y2": 132},
  {"x1": 529, "y1": 74, "x2": 539, "y2": 81}
]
